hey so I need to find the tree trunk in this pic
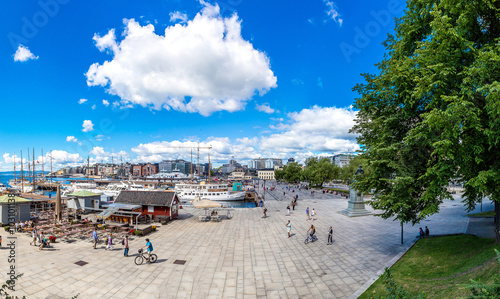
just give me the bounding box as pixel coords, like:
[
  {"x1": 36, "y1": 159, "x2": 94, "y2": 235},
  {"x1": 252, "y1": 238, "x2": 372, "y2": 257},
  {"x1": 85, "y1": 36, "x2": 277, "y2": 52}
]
[{"x1": 496, "y1": 201, "x2": 500, "y2": 243}]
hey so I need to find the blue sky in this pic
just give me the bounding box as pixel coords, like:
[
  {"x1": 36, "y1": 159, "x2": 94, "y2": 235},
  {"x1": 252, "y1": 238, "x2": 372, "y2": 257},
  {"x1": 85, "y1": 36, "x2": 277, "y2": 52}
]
[{"x1": 0, "y1": 0, "x2": 405, "y2": 170}]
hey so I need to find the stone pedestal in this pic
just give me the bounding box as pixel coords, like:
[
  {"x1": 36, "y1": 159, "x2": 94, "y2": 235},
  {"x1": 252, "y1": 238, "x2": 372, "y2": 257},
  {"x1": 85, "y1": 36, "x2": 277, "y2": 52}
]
[{"x1": 340, "y1": 188, "x2": 372, "y2": 217}]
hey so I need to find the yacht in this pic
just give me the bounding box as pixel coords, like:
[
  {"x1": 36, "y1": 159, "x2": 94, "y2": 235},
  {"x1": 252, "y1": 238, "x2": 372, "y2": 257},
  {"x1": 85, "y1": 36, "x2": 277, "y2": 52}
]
[
  {"x1": 175, "y1": 181, "x2": 246, "y2": 202},
  {"x1": 147, "y1": 169, "x2": 194, "y2": 179},
  {"x1": 0, "y1": 183, "x2": 7, "y2": 193}
]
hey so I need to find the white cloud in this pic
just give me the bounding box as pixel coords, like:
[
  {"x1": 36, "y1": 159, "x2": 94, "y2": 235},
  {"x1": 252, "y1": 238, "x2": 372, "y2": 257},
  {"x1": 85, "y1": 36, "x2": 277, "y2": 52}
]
[
  {"x1": 323, "y1": 0, "x2": 343, "y2": 26},
  {"x1": 3, "y1": 153, "x2": 22, "y2": 164},
  {"x1": 47, "y1": 150, "x2": 83, "y2": 164},
  {"x1": 130, "y1": 106, "x2": 358, "y2": 164},
  {"x1": 260, "y1": 106, "x2": 359, "y2": 154},
  {"x1": 169, "y1": 11, "x2": 188, "y2": 23},
  {"x1": 82, "y1": 120, "x2": 94, "y2": 132},
  {"x1": 89, "y1": 146, "x2": 128, "y2": 163},
  {"x1": 95, "y1": 135, "x2": 109, "y2": 141},
  {"x1": 86, "y1": 1, "x2": 277, "y2": 116},
  {"x1": 255, "y1": 103, "x2": 275, "y2": 114},
  {"x1": 78, "y1": 98, "x2": 88, "y2": 104},
  {"x1": 66, "y1": 136, "x2": 78, "y2": 142},
  {"x1": 91, "y1": 104, "x2": 96, "y2": 110},
  {"x1": 102, "y1": 99, "x2": 110, "y2": 107},
  {"x1": 13, "y1": 44, "x2": 38, "y2": 62}
]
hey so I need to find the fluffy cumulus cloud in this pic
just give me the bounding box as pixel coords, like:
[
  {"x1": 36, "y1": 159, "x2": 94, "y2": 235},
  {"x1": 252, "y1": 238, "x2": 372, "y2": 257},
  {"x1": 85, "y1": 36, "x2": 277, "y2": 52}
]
[
  {"x1": 82, "y1": 120, "x2": 94, "y2": 132},
  {"x1": 130, "y1": 106, "x2": 358, "y2": 164},
  {"x1": 86, "y1": 1, "x2": 277, "y2": 116},
  {"x1": 255, "y1": 103, "x2": 275, "y2": 114},
  {"x1": 260, "y1": 106, "x2": 359, "y2": 154},
  {"x1": 78, "y1": 98, "x2": 88, "y2": 104},
  {"x1": 66, "y1": 136, "x2": 78, "y2": 142},
  {"x1": 13, "y1": 44, "x2": 38, "y2": 62},
  {"x1": 3, "y1": 153, "x2": 22, "y2": 164},
  {"x1": 102, "y1": 99, "x2": 110, "y2": 107},
  {"x1": 170, "y1": 11, "x2": 188, "y2": 23},
  {"x1": 47, "y1": 150, "x2": 83, "y2": 164},
  {"x1": 89, "y1": 146, "x2": 128, "y2": 162},
  {"x1": 131, "y1": 138, "x2": 259, "y2": 163},
  {"x1": 323, "y1": 0, "x2": 343, "y2": 26}
]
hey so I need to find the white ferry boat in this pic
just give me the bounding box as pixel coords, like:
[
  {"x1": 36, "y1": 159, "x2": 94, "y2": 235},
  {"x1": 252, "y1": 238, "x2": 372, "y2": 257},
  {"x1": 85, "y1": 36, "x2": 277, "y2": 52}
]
[
  {"x1": 175, "y1": 181, "x2": 246, "y2": 202},
  {"x1": 147, "y1": 169, "x2": 196, "y2": 179}
]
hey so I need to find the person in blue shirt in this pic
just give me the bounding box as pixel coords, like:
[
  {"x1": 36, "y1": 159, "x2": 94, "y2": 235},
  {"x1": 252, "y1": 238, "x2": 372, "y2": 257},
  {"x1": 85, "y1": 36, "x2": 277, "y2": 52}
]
[
  {"x1": 141, "y1": 238, "x2": 153, "y2": 262},
  {"x1": 92, "y1": 229, "x2": 99, "y2": 249}
]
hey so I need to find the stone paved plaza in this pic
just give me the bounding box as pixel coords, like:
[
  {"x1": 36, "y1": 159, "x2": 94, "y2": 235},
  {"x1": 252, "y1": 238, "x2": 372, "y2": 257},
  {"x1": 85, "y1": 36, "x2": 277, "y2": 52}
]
[{"x1": 0, "y1": 185, "x2": 494, "y2": 299}]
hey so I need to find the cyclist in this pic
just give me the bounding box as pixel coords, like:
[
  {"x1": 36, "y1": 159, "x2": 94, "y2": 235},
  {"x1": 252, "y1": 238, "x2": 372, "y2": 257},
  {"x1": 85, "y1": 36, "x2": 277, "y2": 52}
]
[
  {"x1": 306, "y1": 225, "x2": 316, "y2": 242},
  {"x1": 141, "y1": 238, "x2": 154, "y2": 262}
]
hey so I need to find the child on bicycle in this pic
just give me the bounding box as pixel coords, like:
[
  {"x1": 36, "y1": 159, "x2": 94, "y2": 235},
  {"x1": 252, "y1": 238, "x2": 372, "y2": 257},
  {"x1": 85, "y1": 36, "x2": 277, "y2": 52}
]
[
  {"x1": 141, "y1": 238, "x2": 153, "y2": 262},
  {"x1": 307, "y1": 225, "x2": 316, "y2": 241}
]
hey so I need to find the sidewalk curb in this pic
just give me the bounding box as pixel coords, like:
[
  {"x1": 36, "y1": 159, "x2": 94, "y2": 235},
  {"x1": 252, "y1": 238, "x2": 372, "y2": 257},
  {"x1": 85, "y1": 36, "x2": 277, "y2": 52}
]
[{"x1": 349, "y1": 237, "x2": 419, "y2": 299}]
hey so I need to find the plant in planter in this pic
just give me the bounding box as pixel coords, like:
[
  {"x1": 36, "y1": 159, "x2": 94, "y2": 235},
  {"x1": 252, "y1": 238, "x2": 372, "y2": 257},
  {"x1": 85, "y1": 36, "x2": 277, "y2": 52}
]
[
  {"x1": 3, "y1": 226, "x2": 10, "y2": 232},
  {"x1": 161, "y1": 221, "x2": 168, "y2": 225},
  {"x1": 134, "y1": 230, "x2": 143, "y2": 236},
  {"x1": 151, "y1": 225, "x2": 157, "y2": 231},
  {"x1": 49, "y1": 235, "x2": 56, "y2": 243},
  {"x1": 129, "y1": 229, "x2": 136, "y2": 234}
]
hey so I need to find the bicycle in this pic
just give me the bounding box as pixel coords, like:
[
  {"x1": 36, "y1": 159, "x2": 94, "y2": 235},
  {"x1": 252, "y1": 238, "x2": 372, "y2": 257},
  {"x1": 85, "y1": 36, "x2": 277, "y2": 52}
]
[
  {"x1": 135, "y1": 249, "x2": 157, "y2": 265},
  {"x1": 304, "y1": 234, "x2": 317, "y2": 244}
]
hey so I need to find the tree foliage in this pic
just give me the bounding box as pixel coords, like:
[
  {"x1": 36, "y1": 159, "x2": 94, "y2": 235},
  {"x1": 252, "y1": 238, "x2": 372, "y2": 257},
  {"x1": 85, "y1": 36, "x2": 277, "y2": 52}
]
[{"x1": 351, "y1": 0, "x2": 500, "y2": 236}]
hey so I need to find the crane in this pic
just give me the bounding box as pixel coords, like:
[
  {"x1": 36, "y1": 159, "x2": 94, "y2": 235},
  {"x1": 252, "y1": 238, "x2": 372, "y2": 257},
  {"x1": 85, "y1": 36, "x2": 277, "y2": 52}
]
[{"x1": 162, "y1": 143, "x2": 212, "y2": 184}]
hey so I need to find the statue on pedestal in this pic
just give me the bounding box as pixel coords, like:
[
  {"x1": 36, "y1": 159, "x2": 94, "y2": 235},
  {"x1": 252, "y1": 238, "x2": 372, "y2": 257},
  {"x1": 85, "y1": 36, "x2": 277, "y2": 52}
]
[{"x1": 340, "y1": 165, "x2": 371, "y2": 217}]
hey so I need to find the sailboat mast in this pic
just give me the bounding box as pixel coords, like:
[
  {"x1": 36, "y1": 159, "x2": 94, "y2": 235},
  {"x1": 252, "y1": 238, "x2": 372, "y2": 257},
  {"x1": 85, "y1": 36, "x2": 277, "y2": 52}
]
[
  {"x1": 32, "y1": 147, "x2": 35, "y2": 193},
  {"x1": 20, "y1": 150, "x2": 24, "y2": 194},
  {"x1": 41, "y1": 148, "x2": 44, "y2": 180},
  {"x1": 27, "y1": 147, "x2": 30, "y2": 184},
  {"x1": 197, "y1": 142, "x2": 200, "y2": 178},
  {"x1": 50, "y1": 150, "x2": 53, "y2": 186},
  {"x1": 87, "y1": 155, "x2": 90, "y2": 181},
  {"x1": 13, "y1": 152, "x2": 16, "y2": 183},
  {"x1": 190, "y1": 149, "x2": 193, "y2": 184},
  {"x1": 208, "y1": 154, "x2": 211, "y2": 184}
]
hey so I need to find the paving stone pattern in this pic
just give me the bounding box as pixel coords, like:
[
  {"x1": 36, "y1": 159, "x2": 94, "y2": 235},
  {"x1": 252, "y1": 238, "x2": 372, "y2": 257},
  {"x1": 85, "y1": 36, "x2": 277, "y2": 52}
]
[{"x1": 0, "y1": 184, "x2": 492, "y2": 299}]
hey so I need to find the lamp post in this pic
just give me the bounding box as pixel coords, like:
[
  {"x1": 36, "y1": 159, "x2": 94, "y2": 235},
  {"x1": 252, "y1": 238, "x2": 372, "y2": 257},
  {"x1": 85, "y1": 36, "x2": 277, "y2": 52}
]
[{"x1": 263, "y1": 179, "x2": 266, "y2": 200}]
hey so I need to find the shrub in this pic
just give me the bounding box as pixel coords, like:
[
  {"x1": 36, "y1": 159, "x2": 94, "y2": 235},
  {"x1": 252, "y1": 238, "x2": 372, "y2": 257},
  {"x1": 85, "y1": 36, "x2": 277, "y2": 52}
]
[
  {"x1": 134, "y1": 230, "x2": 143, "y2": 236},
  {"x1": 151, "y1": 225, "x2": 157, "y2": 231},
  {"x1": 129, "y1": 229, "x2": 136, "y2": 234},
  {"x1": 49, "y1": 236, "x2": 56, "y2": 243},
  {"x1": 3, "y1": 226, "x2": 9, "y2": 232},
  {"x1": 161, "y1": 221, "x2": 168, "y2": 225}
]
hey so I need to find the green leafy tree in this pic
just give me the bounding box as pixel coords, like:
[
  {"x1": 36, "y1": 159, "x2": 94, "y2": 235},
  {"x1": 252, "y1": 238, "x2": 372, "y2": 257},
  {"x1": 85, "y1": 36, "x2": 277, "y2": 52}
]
[
  {"x1": 351, "y1": 0, "x2": 500, "y2": 240},
  {"x1": 281, "y1": 162, "x2": 303, "y2": 183},
  {"x1": 302, "y1": 157, "x2": 340, "y2": 187}
]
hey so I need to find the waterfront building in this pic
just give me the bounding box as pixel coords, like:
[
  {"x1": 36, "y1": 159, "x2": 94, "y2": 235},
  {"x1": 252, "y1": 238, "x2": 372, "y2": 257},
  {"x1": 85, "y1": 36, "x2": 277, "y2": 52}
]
[
  {"x1": 331, "y1": 154, "x2": 353, "y2": 168},
  {"x1": 115, "y1": 191, "x2": 180, "y2": 221},
  {"x1": 287, "y1": 157, "x2": 295, "y2": 165},
  {"x1": 257, "y1": 168, "x2": 276, "y2": 180},
  {"x1": 159, "y1": 159, "x2": 193, "y2": 175},
  {"x1": 220, "y1": 159, "x2": 241, "y2": 174},
  {"x1": 249, "y1": 158, "x2": 283, "y2": 169}
]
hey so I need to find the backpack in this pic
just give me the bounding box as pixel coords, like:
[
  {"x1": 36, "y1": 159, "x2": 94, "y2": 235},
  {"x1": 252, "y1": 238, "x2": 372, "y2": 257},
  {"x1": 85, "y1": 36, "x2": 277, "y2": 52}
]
[{"x1": 122, "y1": 239, "x2": 125, "y2": 245}]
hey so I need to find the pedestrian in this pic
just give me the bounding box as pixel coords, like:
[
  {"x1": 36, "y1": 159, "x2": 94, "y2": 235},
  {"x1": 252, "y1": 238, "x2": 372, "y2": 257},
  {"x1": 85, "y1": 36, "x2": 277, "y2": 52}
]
[
  {"x1": 292, "y1": 201, "x2": 295, "y2": 211},
  {"x1": 38, "y1": 231, "x2": 45, "y2": 250},
  {"x1": 425, "y1": 226, "x2": 430, "y2": 236},
  {"x1": 306, "y1": 207, "x2": 310, "y2": 220},
  {"x1": 286, "y1": 220, "x2": 291, "y2": 238},
  {"x1": 327, "y1": 226, "x2": 333, "y2": 245},
  {"x1": 419, "y1": 227, "x2": 425, "y2": 238},
  {"x1": 92, "y1": 228, "x2": 99, "y2": 249},
  {"x1": 311, "y1": 208, "x2": 316, "y2": 221},
  {"x1": 0, "y1": 235, "x2": 2, "y2": 247},
  {"x1": 287, "y1": 205, "x2": 290, "y2": 216},
  {"x1": 106, "y1": 233, "x2": 114, "y2": 250},
  {"x1": 283, "y1": 191, "x2": 285, "y2": 197},
  {"x1": 123, "y1": 235, "x2": 129, "y2": 257},
  {"x1": 30, "y1": 228, "x2": 37, "y2": 246}
]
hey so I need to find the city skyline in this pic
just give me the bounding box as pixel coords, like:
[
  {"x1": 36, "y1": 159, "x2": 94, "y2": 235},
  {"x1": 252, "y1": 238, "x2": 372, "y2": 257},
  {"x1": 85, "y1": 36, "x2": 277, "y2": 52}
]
[{"x1": 0, "y1": 0, "x2": 405, "y2": 170}]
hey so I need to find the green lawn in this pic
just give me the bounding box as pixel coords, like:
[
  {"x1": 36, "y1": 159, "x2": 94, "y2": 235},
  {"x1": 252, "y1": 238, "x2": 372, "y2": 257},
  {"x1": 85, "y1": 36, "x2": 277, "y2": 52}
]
[
  {"x1": 467, "y1": 211, "x2": 496, "y2": 217},
  {"x1": 360, "y1": 235, "x2": 500, "y2": 298}
]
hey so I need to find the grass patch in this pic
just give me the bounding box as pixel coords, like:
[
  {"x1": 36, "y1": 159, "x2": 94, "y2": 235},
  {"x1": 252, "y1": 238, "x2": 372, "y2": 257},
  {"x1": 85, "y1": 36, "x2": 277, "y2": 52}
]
[
  {"x1": 467, "y1": 210, "x2": 495, "y2": 217},
  {"x1": 360, "y1": 235, "x2": 500, "y2": 298}
]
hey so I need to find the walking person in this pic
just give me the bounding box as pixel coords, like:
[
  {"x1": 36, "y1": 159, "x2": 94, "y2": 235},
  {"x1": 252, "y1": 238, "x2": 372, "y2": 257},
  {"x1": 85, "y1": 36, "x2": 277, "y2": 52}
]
[
  {"x1": 123, "y1": 235, "x2": 129, "y2": 257},
  {"x1": 327, "y1": 226, "x2": 333, "y2": 245},
  {"x1": 286, "y1": 220, "x2": 292, "y2": 238},
  {"x1": 106, "y1": 233, "x2": 114, "y2": 250},
  {"x1": 92, "y1": 228, "x2": 99, "y2": 249},
  {"x1": 287, "y1": 205, "x2": 290, "y2": 216},
  {"x1": 30, "y1": 228, "x2": 38, "y2": 246},
  {"x1": 292, "y1": 201, "x2": 295, "y2": 211},
  {"x1": 311, "y1": 208, "x2": 316, "y2": 221},
  {"x1": 38, "y1": 231, "x2": 45, "y2": 250},
  {"x1": 306, "y1": 207, "x2": 310, "y2": 220},
  {"x1": 0, "y1": 235, "x2": 2, "y2": 247}
]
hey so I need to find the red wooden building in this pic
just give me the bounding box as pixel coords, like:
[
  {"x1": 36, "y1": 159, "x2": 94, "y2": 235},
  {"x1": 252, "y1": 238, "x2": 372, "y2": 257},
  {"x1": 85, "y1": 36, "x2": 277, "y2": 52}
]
[{"x1": 115, "y1": 191, "x2": 179, "y2": 221}]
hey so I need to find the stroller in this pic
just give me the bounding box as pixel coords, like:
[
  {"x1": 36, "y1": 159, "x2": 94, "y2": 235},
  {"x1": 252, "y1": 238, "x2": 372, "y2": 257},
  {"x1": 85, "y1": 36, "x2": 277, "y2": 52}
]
[{"x1": 39, "y1": 238, "x2": 50, "y2": 250}]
